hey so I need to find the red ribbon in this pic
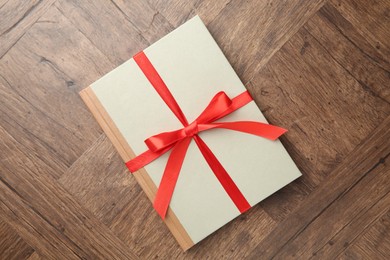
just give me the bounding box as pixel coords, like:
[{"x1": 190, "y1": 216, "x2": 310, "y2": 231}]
[{"x1": 126, "y1": 51, "x2": 287, "y2": 219}]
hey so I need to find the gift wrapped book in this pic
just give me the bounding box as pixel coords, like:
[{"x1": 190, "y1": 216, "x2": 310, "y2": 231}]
[{"x1": 80, "y1": 16, "x2": 301, "y2": 250}]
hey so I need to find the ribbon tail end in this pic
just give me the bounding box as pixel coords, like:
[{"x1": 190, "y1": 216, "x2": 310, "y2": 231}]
[{"x1": 271, "y1": 127, "x2": 288, "y2": 140}]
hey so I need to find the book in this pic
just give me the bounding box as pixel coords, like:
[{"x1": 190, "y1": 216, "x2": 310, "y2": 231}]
[{"x1": 80, "y1": 15, "x2": 301, "y2": 250}]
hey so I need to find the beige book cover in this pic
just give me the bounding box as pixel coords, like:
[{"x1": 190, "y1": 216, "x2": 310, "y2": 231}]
[{"x1": 80, "y1": 16, "x2": 301, "y2": 250}]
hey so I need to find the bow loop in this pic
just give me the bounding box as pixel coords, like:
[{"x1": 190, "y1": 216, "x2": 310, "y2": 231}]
[
  {"x1": 144, "y1": 129, "x2": 185, "y2": 152},
  {"x1": 144, "y1": 92, "x2": 232, "y2": 152},
  {"x1": 195, "y1": 91, "x2": 232, "y2": 123}
]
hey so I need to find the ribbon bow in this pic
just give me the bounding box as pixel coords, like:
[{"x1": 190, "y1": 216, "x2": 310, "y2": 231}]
[{"x1": 126, "y1": 51, "x2": 287, "y2": 219}]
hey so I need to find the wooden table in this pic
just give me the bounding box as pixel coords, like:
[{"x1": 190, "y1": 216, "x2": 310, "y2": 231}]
[{"x1": 0, "y1": 0, "x2": 389, "y2": 259}]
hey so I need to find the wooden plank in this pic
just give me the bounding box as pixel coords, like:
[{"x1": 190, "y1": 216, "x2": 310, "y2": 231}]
[
  {"x1": 109, "y1": 0, "x2": 174, "y2": 43},
  {"x1": 247, "y1": 115, "x2": 390, "y2": 258},
  {"x1": 0, "y1": 6, "x2": 112, "y2": 173},
  {"x1": 151, "y1": 0, "x2": 202, "y2": 27},
  {"x1": 246, "y1": 7, "x2": 390, "y2": 221},
  {"x1": 27, "y1": 252, "x2": 41, "y2": 260},
  {"x1": 0, "y1": 0, "x2": 55, "y2": 58},
  {"x1": 187, "y1": 208, "x2": 275, "y2": 259},
  {"x1": 54, "y1": 0, "x2": 149, "y2": 65},
  {"x1": 0, "y1": 180, "x2": 89, "y2": 259},
  {"x1": 110, "y1": 194, "x2": 276, "y2": 259},
  {"x1": 267, "y1": 4, "x2": 390, "y2": 256},
  {"x1": 0, "y1": 5, "x2": 114, "y2": 89},
  {"x1": 0, "y1": 219, "x2": 34, "y2": 259},
  {"x1": 313, "y1": 192, "x2": 390, "y2": 258},
  {"x1": 306, "y1": 3, "x2": 390, "y2": 102},
  {"x1": 54, "y1": 0, "x2": 230, "y2": 63},
  {"x1": 341, "y1": 209, "x2": 390, "y2": 259},
  {"x1": 0, "y1": 125, "x2": 138, "y2": 259},
  {"x1": 151, "y1": 0, "x2": 231, "y2": 27},
  {"x1": 0, "y1": 81, "x2": 69, "y2": 178},
  {"x1": 206, "y1": 0, "x2": 326, "y2": 83},
  {"x1": 272, "y1": 151, "x2": 390, "y2": 258},
  {"x1": 58, "y1": 134, "x2": 133, "y2": 225},
  {"x1": 56, "y1": 0, "x2": 326, "y2": 84},
  {"x1": 329, "y1": 0, "x2": 390, "y2": 60},
  {"x1": 191, "y1": 0, "x2": 232, "y2": 25}
]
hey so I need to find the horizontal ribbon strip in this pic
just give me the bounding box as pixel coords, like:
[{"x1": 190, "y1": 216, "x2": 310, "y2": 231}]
[{"x1": 126, "y1": 51, "x2": 287, "y2": 219}]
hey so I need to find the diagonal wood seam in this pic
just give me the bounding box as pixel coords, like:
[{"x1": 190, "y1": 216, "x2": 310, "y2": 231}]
[
  {"x1": 0, "y1": 179, "x2": 84, "y2": 259},
  {"x1": 0, "y1": 219, "x2": 35, "y2": 259},
  {"x1": 0, "y1": 0, "x2": 57, "y2": 60},
  {"x1": 278, "y1": 152, "x2": 390, "y2": 259},
  {"x1": 243, "y1": 0, "x2": 327, "y2": 86},
  {"x1": 1, "y1": 1, "x2": 44, "y2": 36},
  {"x1": 324, "y1": 190, "x2": 390, "y2": 259},
  {"x1": 304, "y1": 26, "x2": 390, "y2": 105},
  {"x1": 247, "y1": 115, "x2": 390, "y2": 258},
  {"x1": 272, "y1": 124, "x2": 389, "y2": 258},
  {"x1": 4, "y1": 0, "x2": 327, "y2": 81},
  {"x1": 0, "y1": 75, "x2": 94, "y2": 172},
  {"x1": 302, "y1": 16, "x2": 390, "y2": 105},
  {"x1": 0, "y1": 125, "x2": 139, "y2": 259},
  {"x1": 108, "y1": 0, "x2": 173, "y2": 43}
]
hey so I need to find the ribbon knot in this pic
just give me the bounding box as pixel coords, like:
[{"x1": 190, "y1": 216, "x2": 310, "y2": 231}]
[
  {"x1": 126, "y1": 51, "x2": 287, "y2": 219},
  {"x1": 184, "y1": 121, "x2": 198, "y2": 137}
]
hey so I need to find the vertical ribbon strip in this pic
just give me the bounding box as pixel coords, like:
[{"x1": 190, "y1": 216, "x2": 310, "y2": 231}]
[{"x1": 126, "y1": 51, "x2": 287, "y2": 219}]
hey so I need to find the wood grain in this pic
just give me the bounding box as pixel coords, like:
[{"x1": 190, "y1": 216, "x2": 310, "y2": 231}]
[
  {"x1": 0, "y1": 0, "x2": 56, "y2": 58},
  {"x1": 0, "y1": 125, "x2": 138, "y2": 259},
  {"x1": 330, "y1": 0, "x2": 390, "y2": 60},
  {"x1": 314, "y1": 192, "x2": 390, "y2": 259},
  {"x1": 110, "y1": 202, "x2": 277, "y2": 259},
  {"x1": 308, "y1": 3, "x2": 390, "y2": 102},
  {"x1": 207, "y1": 0, "x2": 326, "y2": 83},
  {"x1": 108, "y1": 0, "x2": 175, "y2": 44},
  {"x1": 27, "y1": 252, "x2": 41, "y2": 260},
  {"x1": 0, "y1": 81, "x2": 69, "y2": 179},
  {"x1": 0, "y1": 219, "x2": 34, "y2": 259},
  {"x1": 0, "y1": 0, "x2": 389, "y2": 258},
  {"x1": 150, "y1": 0, "x2": 230, "y2": 27},
  {"x1": 0, "y1": 6, "x2": 106, "y2": 174},
  {"x1": 54, "y1": 0, "x2": 148, "y2": 65},
  {"x1": 247, "y1": 2, "x2": 390, "y2": 222},
  {"x1": 58, "y1": 134, "x2": 133, "y2": 225},
  {"x1": 275, "y1": 149, "x2": 389, "y2": 259},
  {"x1": 247, "y1": 115, "x2": 390, "y2": 258},
  {"x1": 342, "y1": 209, "x2": 390, "y2": 259}
]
